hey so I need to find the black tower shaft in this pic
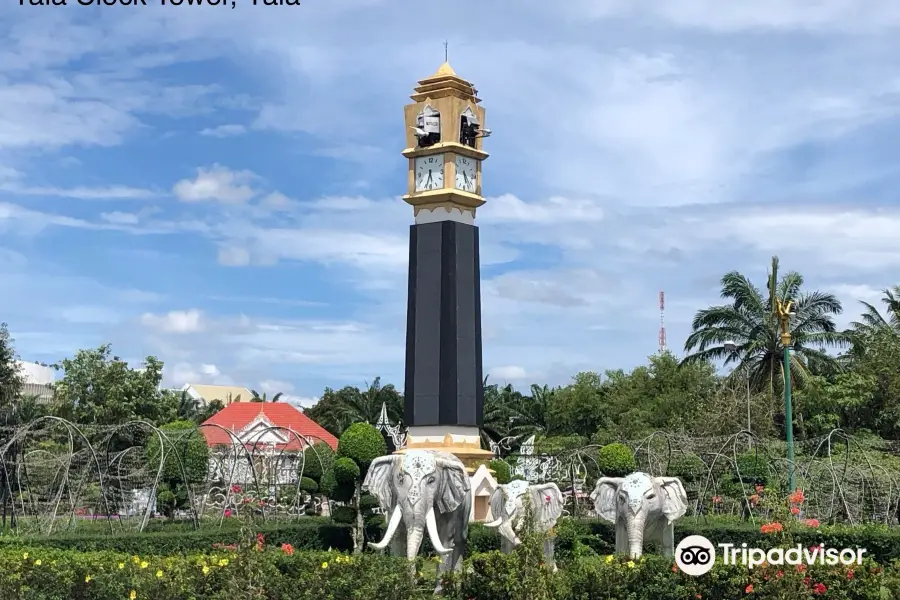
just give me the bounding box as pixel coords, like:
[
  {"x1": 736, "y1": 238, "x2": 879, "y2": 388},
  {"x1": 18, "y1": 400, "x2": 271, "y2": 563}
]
[{"x1": 404, "y1": 220, "x2": 484, "y2": 427}]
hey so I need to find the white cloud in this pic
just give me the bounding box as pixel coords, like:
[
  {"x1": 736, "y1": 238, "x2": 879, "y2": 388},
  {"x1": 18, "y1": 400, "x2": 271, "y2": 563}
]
[
  {"x1": 199, "y1": 124, "x2": 246, "y2": 137},
  {"x1": 140, "y1": 309, "x2": 205, "y2": 333},
  {"x1": 489, "y1": 365, "x2": 528, "y2": 381},
  {"x1": 100, "y1": 211, "x2": 140, "y2": 225},
  {"x1": 173, "y1": 165, "x2": 256, "y2": 204},
  {"x1": 1, "y1": 182, "x2": 155, "y2": 200},
  {"x1": 201, "y1": 364, "x2": 221, "y2": 377},
  {"x1": 218, "y1": 246, "x2": 251, "y2": 266}
]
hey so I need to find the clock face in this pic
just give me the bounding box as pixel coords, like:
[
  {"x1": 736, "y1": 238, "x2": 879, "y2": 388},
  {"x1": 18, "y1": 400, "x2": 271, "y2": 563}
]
[
  {"x1": 414, "y1": 155, "x2": 444, "y2": 191},
  {"x1": 454, "y1": 155, "x2": 477, "y2": 192}
]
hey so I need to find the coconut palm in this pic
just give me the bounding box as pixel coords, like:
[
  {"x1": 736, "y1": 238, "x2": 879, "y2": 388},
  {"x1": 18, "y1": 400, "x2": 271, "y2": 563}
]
[
  {"x1": 851, "y1": 285, "x2": 900, "y2": 333},
  {"x1": 682, "y1": 256, "x2": 849, "y2": 396},
  {"x1": 250, "y1": 390, "x2": 284, "y2": 403}
]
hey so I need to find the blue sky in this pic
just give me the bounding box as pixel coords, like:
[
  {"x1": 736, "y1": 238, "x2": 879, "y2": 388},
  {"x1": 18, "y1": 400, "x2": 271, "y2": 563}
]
[{"x1": 2, "y1": 1, "x2": 900, "y2": 407}]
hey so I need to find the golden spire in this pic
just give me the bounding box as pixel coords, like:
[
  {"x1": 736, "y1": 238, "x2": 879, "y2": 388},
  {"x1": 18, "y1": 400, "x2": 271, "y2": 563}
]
[{"x1": 432, "y1": 61, "x2": 456, "y2": 78}]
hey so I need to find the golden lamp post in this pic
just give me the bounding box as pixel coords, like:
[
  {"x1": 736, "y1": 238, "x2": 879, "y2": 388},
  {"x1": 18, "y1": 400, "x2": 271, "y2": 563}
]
[{"x1": 774, "y1": 298, "x2": 796, "y2": 492}]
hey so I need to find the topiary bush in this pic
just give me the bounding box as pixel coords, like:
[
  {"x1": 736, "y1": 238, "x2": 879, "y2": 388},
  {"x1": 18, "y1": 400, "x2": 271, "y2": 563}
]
[
  {"x1": 596, "y1": 442, "x2": 636, "y2": 477},
  {"x1": 337, "y1": 423, "x2": 386, "y2": 476},
  {"x1": 299, "y1": 476, "x2": 319, "y2": 494},
  {"x1": 300, "y1": 442, "x2": 334, "y2": 482},
  {"x1": 333, "y1": 457, "x2": 361, "y2": 484}
]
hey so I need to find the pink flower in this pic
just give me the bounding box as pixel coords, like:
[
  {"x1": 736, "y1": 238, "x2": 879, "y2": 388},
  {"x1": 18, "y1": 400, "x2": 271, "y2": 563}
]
[
  {"x1": 803, "y1": 518, "x2": 820, "y2": 528},
  {"x1": 224, "y1": 509, "x2": 233, "y2": 517}
]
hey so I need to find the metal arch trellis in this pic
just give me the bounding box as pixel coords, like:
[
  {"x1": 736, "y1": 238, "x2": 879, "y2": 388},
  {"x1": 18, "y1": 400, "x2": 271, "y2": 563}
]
[
  {"x1": 0, "y1": 418, "x2": 336, "y2": 535},
  {"x1": 2, "y1": 419, "x2": 899, "y2": 534},
  {"x1": 486, "y1": 428, "x2": 900, "y2": 525}
]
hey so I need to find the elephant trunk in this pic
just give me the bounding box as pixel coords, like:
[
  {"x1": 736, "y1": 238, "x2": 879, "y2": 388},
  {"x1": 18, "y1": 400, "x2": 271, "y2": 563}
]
[
  {"x1": 369, "y1": 505, "x2": 402, "y2": 550},
  {"x1": 498, "y1": 519, "x2": 521, "y2": 546},
  {"x1": 625, "y1": 513, "x2": 646, "y2": 559},
  {"x1": 406, "y1": 524, "x2": 424, "y2": 562}
]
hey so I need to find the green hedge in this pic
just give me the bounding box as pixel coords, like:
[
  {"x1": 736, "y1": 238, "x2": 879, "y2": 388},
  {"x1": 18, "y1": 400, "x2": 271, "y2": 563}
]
[
  {"x1": 0, "y1": 519, "x2": 354, "y2": 555},
  {"x1": 0, "y1": 545, "x2": 896, "y2": 600},
  {"x1": 7, "y1": 516, "x2": 900, "y2": 566}
]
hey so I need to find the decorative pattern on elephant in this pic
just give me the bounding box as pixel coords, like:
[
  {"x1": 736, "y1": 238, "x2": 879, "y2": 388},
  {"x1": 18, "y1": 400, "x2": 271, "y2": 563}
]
[
  {"x1": 504, "y1": 479, "x2": 530, "y2": 515},
  {"x1": 622, "y1": 472, "x2": 653, "y2": 512},
  {"x1": 402, "y1": 450, "x2": 436, "y2": 505}
]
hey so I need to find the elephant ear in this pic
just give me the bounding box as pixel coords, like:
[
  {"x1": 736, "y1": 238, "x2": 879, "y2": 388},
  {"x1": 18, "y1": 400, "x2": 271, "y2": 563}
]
[
  {"x1": 489, "y1": 485, "x2": 505, "y2": 521},
  {"x1": 530, "y1": 483, "x2": 564, "y2": 529},
  {"x1": 590, "y1": 477, "x2": 623, "y2": 523},
  {"x1": 362, "y1": 455, "x2": 398, "y2": 513},
  {"x1": 436, "y1": 458, "x2": 470, "y2": 514},
  {"x1": 657, "y1": 476, "x2": 688, "y2": 524}
]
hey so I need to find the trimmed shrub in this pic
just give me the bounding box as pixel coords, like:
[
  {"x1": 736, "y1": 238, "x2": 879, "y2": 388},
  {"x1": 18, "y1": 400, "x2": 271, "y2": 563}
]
[
  {"x1": 596, "y1": 442, "x2": 636, "y2": 477},
  {"x1": 333, "y1": 457, "x2": 361, "y2": 484},
  {"x1": 299, "y1": 476, "x2": 319, "y2": 493},
  {"x1": 337, "y1": 423, "x2": 386, "y2": 475},
  {"x1": 300, "y1": 442, "x2": 334, "y2": 481}
]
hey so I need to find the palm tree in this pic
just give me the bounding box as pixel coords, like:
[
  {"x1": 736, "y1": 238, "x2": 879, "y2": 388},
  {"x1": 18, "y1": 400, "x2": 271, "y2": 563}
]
[
  {"x1": 250, "y1": 390, "x2": 284, "y2": 403},
  {"x1": 683, "y1": 256, "x2": 849, "y2": 396},
  {"x1": 851, "y1": 285, "x2": 900, "y2": 333}
]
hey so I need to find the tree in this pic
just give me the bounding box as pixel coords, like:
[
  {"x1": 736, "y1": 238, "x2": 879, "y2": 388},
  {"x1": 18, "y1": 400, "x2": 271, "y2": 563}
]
[
  {"x1": 0, "y1": 323, "x2": 25, "y2": 528},
  {"x1": 683, "y1": 256, "x2": 849, "y2": 398},
  {"x1": 250, "y1": 390, "x2": 283, "y2": 403},
  {"x1": 52, "y1": 345, "x2": 177, "y2": 426},
  {"x1": 145, "y1": 420, "x2": 210, "y2": 519},
  {"x1": 851, "y1": 285, "x2": 900, "y2": 333},
  {"x1": 335, "y1": 422, "x2": 387, "y2": 553},
  {"x1": 304, "y1": 377, "x2": 402, "y2": 437},
  {"x1": 0, "y1": 323, "x2": 25, "y2": 423}
]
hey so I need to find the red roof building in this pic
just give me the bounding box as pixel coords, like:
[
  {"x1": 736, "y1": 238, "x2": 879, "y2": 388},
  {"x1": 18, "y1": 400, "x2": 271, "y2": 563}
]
[{"x1": 201, "y1": 402, "x2": 338, "y2": 451}]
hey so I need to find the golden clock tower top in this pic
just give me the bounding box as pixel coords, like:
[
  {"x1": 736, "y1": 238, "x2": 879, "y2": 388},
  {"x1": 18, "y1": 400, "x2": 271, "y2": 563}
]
[{"x1": 402, "y1": 61, "x2": 491, "y2": 224}]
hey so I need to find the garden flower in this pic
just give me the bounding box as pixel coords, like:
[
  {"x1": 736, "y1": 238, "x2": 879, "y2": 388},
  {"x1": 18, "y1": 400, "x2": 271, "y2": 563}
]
[
  {"x1": 711, "y1": 495, "x2": 722, "y2": 503},
  {"x1": 34, "y1": 559, "x2": 41, "y2": 566},
  {"x1": 745, "y1": 584, "x2": 753, "y2": 593},
  {"x1": 118, "y1": 562, "x2": 125, "y2": 569},
  {"x1": 749, "y1": 494, "x2": 760, "y2": 505},
  {"x1": 130, "y1": 592, "x2": 136, "y2": 600},
  {"x1": 803, "y1": 518, "x2": 820, "y2": 528},
  {"x1": 281, "y1": 544, "x2": 295, "y2": 556},
  {"x1": 627, "y1": 561, "x2": 635, "y2": 568},
  {"x1": 224, "y1": 509, "x2": 233, "y2": 517},
  {"x1": 321, "y1": 561, "x2": 329, "y2": 569},
  {"x1": 812, "y1": 582, "x2": 826, "y2": 594},
  {"x1": 847, "y1": 569, "x2": 854, "y2": 580},
  {"x1": 202, "y1": 566, "x2": 210, "y2": 575},
  {"x1": 755, "y1": 484, "x2": 764, "y2": 493},
  {"x1": 796, "y1": 564, "x2": 806, "y2": 573},
  {"x1": 22, "y1": 552, "x2": 28, "y2": 559},
  {"x1": 140, "y1": 561, "x2": 149, "y2": 569},
  {"x1": 790, "y1": 507, "x2": 800, "y2": 515},
  {"x1": 156, "y1": 570, "x2": 164, "y2": 578},
  {"x1": 776, "y1": 570, "x2": 783, "y2": 578},
  {"x1": 760, "y1": 522, "x2": 783, "y2": 534},
  {"x1": 85, "y1": 575, "x2": 92, "y2": 583},
  {"x1": 605, "y1": 555, "x2": 613, "y2": 563},
  {"x1": 789, "y1": 489, "x2": 805, "y2": 505},
  {"x1": 672, "y1": 564, "x2": 678, "y2": 572},
  {"x1": 218, "y1": 558, "x2": 229, "y2": 567}
]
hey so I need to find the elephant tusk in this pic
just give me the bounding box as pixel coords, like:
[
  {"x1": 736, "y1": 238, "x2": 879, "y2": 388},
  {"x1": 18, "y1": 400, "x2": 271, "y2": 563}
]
[
  {"x1": 369, "y1": 505, "x2": 402, "y2": 550},
  {"x1": 483, "y1": 518, "x2": 503, "y2": 528},
  {"x1": 425, "y1": 507, "x2": 452, "y2": 555}
]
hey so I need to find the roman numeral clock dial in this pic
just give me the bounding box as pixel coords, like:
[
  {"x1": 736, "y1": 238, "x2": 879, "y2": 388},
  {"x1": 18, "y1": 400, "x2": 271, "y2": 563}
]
[
  {"x1": 454, "y1": 155, "x2": 476, "y2": 192},
  {"x1": 414, "y1": 154, "x2": 444, "y2": 191}
]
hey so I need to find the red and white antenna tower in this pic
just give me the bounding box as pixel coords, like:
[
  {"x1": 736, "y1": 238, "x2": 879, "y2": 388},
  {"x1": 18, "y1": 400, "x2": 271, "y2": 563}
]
[{"x1": 658, "y1": 291, "x2": 667, "y2": 353}]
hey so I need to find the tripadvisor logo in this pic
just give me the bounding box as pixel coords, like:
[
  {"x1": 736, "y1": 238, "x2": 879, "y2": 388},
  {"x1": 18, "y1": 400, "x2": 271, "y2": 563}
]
[{"x1": 675, "y1": 535, "x2": 866, "y2": 577}]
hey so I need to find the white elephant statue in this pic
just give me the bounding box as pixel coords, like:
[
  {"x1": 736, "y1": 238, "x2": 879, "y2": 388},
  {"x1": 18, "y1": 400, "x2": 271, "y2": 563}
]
[
  {"x1": 590, "y1": 471, "x2": 688, "y2": 559},
  {"x1": 362, "y1": 450, "x2": 471, "y2": 588},
  {"x1": 484, "y1": 480, "x2": 564, "y2": 571}
]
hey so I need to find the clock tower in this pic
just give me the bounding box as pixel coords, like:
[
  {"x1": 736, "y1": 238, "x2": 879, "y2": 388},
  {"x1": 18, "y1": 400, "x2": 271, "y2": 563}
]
[{"x1": 398, "y1": 61, "x2": 493, "y2": 469}]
